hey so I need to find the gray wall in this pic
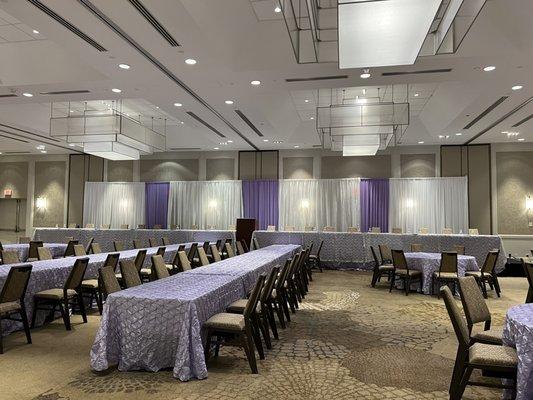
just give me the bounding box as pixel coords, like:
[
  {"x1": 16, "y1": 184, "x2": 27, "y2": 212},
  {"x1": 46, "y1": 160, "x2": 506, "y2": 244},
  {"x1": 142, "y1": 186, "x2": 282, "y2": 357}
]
[
  {"x1": 206, "y1": 158, "x2": 235, "y2": 180},
  {"x1": 496, "y1": 151, "x2": 533, "y2": 234},
  {"x1": 321, "y1": 155, "x2": 392, "y2": 178},
  {"x1": 400, "y1": 154, "x2": 436, "y2": 177},
  {"x1": 34, "y1": 161, "x2": 66, "y2": 227},
  {"x1": 107, "y1": 160, "x2": 134, "y2": 182},
  {"x1": 283, "y1": 157, "x2": 313, "y2": 179},
  {"x1": 239, "y1": 151, "x2": 278, "y2": 180},
  {"x1": 0, "y1": 199, "x2": 26, "y2": 231},
  {"x1": 140, "y1": 159, "x2": 199, "y2": 181},
  {"x1": 0, "y1": 162, "x2": 28, "y2": 198}
]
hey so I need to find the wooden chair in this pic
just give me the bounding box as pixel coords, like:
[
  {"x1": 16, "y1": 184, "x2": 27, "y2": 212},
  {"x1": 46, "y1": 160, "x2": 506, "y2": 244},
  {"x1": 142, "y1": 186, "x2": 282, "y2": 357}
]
[
  {"x1": 149, "y1": 237, "x2": 158, "y2": 247},
  {"x1": 236, "y1": 241, "x2": 246, "y2": 255},
  {"x1": 253, "y1": 237, "x2": 260, "y2": 250},
  {"x1": 82, "y1": 253, "x2": 119, "y2": 314},
  {"x1": 134, "y1": 249, "x2": 151, "y2": 281},
  {"x1": 120, "y1": 224, "x2": 129, "y2": 229},
  {"x1": 0, "y1": 251, "x2": 21, "y2": 265},
  {"x1": 90, "y1": 243, "x2": 102, "y2": 254},
  {"x1": 465, "y1": 251, "x2": 500, "y2": 298},
  {"x1": 65, "y1": 236, "x2": 74, "y2": 244},
  {"x1": 458, "y1": 277, "x2": 502, "y2": 345},
  {"x1": 68, "y1": 223, "x2": 77, "y2": 228},
  {"x1": 304, "y1": 226, "x2": 315, "y2": 232},
  {"x1": 113, "y1": 241, "x2": 124, "y2": 251},
  {"x1": 284, "y1": 226, "x2": 295, "y2": 232},
  {"x1": 18, "y1": 236, "x2": 31, "y2": 244},
  {"x1": 347, "y1": 227, "x2": 360, "y2": 233},
  {"x1": 432, "y1": 252, "x2": 459, "y2": 298},
  {"x1": 323, "y1": 226, "x2": 335, "y2": 232},
  {"x1": 156, "y1": 246, "x2": 166, "y2": 257},
  {"x1": 419, "y1": 227, "x2": 429, "y2": 234},
  {"x1": 162, "y1": 237, "x2": 171, "y2": 246},
  {"x1": 151, "y1": 255, "x2": 169, "y2": 280},
  {"x1": 442, "y1": 228, "x2": 453, "y2": 234},
  {"x1": 27, "y1": 241, "x2": 43, "y2": 262},
  {"x1": 468, "y1": 228, "x2": 479, "y2": 235},
  {"x1": 100, "y1": 224, "x2": 111, "y2": 230},
  {"x1": 73, "y1": 245, "x2": 86, "y2": 256},
  {"x1": 37, "y1": 247, "x2": 53, "y2": 261},
  {"x1": 225, "y1": 243, "x2": 235, "y2": 258},
  {"x1": 204, "y1": 274, "x2": 266, "y2": 374},
  {"x1": 197, "y1": 247, "x2": 210, "y2": 266},
  {"x1": 523, "y1": 260, "x2": 533, "y2": 303},
  {"x1": 32, "y1": 258, "x2": 89, "y2": 330},
  {"x1": 390, "y1": 249, "x2": 422, "y2": 296},
  {"x1": 0, "y1": 265, "x2": 32, "y2": 354},
  {"x1": 370, "y1": 246, "x2": 393, "y2": 287},
  {"x1": 440, "y1": 286, "x2": 517, "y2": 400},
  {"x1": 153, "y1": 224, "x2": 162, "y2": 230},
  {"x1": 453, "y1": 245, "x2": 466, "y2": 255},
  {"x1": 85, "y1": 237, "x2": 94, "y2": 254},
  {"x1": 177, "y1": 251, "x2": 192, "y2": 272},
  {"x1": 187, "y1": 243, "x2": 198, "y2": 263},
  {"x1": 378, "y1": 244, "x2": 393, "y2": 265},
  {"x1": 370, "y1": 227, "x2": 381, "y2": 233},
  {"x1": 410, "y1": 243, "x2": 423, "y2": 252},
  {"x1": 391, "y1": 227, "x2": 402, "y2": 234},
  {"x1": 133, "y1": 239, "x2": 144, "y2": 249},
  {"x1": 210, "y1": 245, "x2": 222, "y2": 263},
  {"x1": 119, "y1": 260, "x2": 142, "y2": 288},
  {"x1": 99, "y1": 265, "x2": 121, "y2": 299},
  {"x1": 85, "y1": 223, "x2": 95, "y2": 229},
  {"x1": 271, "y1": 259, "x2": 292, "y2": 327},
  {"x1": 308, "y1": 240, "x2": 323, "y2": 272},
  {"x1": 266, "y1": 225, "x2": 276, "y2": 231},
  {"x1": 170, "y1": 224, "x2": 178, "y2": 230},
  {"x1": 63, "y1": 240, "x2": 79, "y2": 257},
  {"x1": 137, "y1": 224, "x2": 146, "y2": 229},
  {"x1": 240, "y1": 240, "x2": 249, "y2": 253}
]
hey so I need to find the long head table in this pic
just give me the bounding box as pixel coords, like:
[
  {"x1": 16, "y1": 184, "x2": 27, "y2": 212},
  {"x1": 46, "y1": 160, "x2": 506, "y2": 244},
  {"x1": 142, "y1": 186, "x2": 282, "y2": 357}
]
[
  {"x1": 0, "y1": 243, "x2": 195, "y2": 335},
  {"x1": 34, "y1": 228, "x2": 236, "y2": 253},
  {"x1": 252, "y1": 231, "x2": 507, "y2": 272},
  {"x1": 90, "y1": 244, "x2": 300, "y2": 381}
]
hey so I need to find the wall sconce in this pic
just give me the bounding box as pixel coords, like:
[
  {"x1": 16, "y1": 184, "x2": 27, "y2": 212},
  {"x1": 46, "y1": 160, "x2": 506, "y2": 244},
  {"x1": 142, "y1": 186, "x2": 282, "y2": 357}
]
[
  {"x1": 404, "y1": 198, "x2": 415, "y2": 208},
  {"x1": 208, "y1": 199, "x2": 218, "y2": 209},
  {"x1": 301, "y1": 199, "x2": 310, "y2": 209},
  {"x1": 526, "y1": 195, "x2": 533, "y2": 227},
  {"x1": 35, "y1": 197, "x2": 47, "y2": 210}
]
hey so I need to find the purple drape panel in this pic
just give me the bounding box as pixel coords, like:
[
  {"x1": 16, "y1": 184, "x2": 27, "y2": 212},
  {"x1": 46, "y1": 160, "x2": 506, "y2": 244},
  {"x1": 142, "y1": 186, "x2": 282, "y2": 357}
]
[
  {"x1": 360, "y1": 179, "x2": 389, "y2": 233},
  {"x1": 145, "y1": 182, "x2": 170, "y2": 229},
  {"x1": 242, "y1": 180, "x2": 279, "y2": 230}
]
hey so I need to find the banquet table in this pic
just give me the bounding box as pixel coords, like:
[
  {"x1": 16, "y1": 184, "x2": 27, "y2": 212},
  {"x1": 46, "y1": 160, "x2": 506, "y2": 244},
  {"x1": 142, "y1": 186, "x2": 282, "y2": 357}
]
[
  {"x1": 90, "y1": 244, "x2": 300, "y2": 381},
  {"x1": 34, "y1": 228, "x2": 236, "y2": 253},
  {"x1": 3, "y1": 243, "x2": 68, "y2": 262},
  {"x1": 252, "y1": 230, "x2": 506, "y2": 272},
  {"x1": 503, "y1": 303, "x2": 533, "y2": 400},
  {"x1": 403, "y1": 252, "x2": 479, "y2": 294},
  {"x1": 0, "y1": 242, "x2": 195, "y2": 335}
]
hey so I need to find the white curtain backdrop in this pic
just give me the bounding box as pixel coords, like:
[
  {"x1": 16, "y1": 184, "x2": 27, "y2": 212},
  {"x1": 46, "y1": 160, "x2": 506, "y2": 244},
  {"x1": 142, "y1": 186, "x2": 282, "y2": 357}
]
[
  {"x1": 167, "y1": 180, "x2": 242, "y2": 229},
  {"x1": 279, "y1": 178, "x2": 360, "y2": 231},
  {"x1": 83, "y1": 182, "x2": 145, "y2": 229},
  {"x1": 389, "y1": 177, "x2": 468, "y2": 234}
]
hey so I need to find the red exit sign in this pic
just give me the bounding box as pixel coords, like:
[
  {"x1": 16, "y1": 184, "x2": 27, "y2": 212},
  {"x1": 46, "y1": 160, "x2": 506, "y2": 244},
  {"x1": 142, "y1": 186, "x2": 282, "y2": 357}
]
[{"x1": 4, "y1": 189, "x2": 12, "y2": 198}]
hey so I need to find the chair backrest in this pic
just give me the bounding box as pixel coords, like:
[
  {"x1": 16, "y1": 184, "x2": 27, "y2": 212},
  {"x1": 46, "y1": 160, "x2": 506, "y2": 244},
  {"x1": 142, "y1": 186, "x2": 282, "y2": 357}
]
[
  {"x1": 370, "y1": 246, "x2": 381, "y2": 268},
  {"x1": 441, "y1": 286, "x2": 470, "y2": 348},
  {"x1": 85, "y1": 223, "x2": 95, "y2": 229},
  {"x1": 188, "y1": 243, "x2": 198, "y2": 261},
  {"x1": 133, "y1": 239, "x2": 144, "y2": 249},
  {"x1": 162, "y1": 237, "x2": 171, "y2": 246},
  {"x1": 347, "y1": 227, "x2": 360, "y2": 233},
  {"x1": 120, "y1": 224, "x2": 129, "y2": 229},
  {"x1": 99, "y1": 265, "x2": 121, "y2": 295},
  {"x1": 202, "y1": 241, "x2": 210, "y2": 252},
  {"x1": 253, "y1": 237, "x2": 260, "y2": 250},
  {"x1": 315, "y1": 240, "x2": 324, "y2": 257},
  {"x1": 197, "y1": 247, "x2": 210, "y2": 266},
  {"x1": 151, "y1": 255, "x2": 169, "y2": 280},
  {"x1": 228, "y1": 224, "x2": 236, "y2": 230},
  {"x1": 0, "y1": 265, "x2": 32, "y2": 303},
  {"x1": 442, "y1": 228, "x2": 453, "y2": 234},
  {"x1": 28, "y1": 241, "x2": 44, "y2": 259},
  {"x1": 410, "y1": 243, "x2": 423, "y2": 252},
  {"x1": 149, "y1": 237, "x2": 158, "y2": 247},
  {"x1": 65, "y1": 236, "x2": 75, "y2": 244},
  {"x1": 85, "y1": 237, "x2": 94, "y2": 254},
  {"x1": 261, "y1": 265, "x2": 280, "y2": 303},
  {"x1": 119, "y1": 259, "x2": 142, "y2": 288},
  {"x1": 134, "y1": 249, "x2": 147, "y2": 272},
  {"x1": 37, "y1": 247, "x2": 53, "y2": 260},
  {"x1": 101, "y1": 224, "x2": 110, "y2": 230},
  {"x1": 275, "y1": 258, "x2": 292, "y2": 291},
  {"x1": 177, "y1": 251, "x2": 191, "y2": 271},
  {"x1": 370, "y1": 227, "x2": 381, "y2": 233},
  {"x1": 439, "y1": 252, "x2": 458, "y2": 274},
  {"x1": 0, "y1": 241, "x2": 3, "y2": 251},
  {"x1": 284, "y1": 226, "x2": 295, "y2": 232},
  {"x1": 469, "y1": 228, "x2": 479, "y2": 235},
  {"x1": 104, "y1": 253, "x2": 120, "y2": 270},
  {"x1": 453, "y1": 245, "x2": 465, "y2": 255},
  {"x1": 177, "y1": 244, "x2": 186, "y2": 253},
  {"x1": 267, "y1": 225, "x2": 276, "y2": 231},
  {"x1": 18, "y1": 236, "x2": 31, "y2": 244},
  {"x1": 225, "y1": 242, "x2": 235, "y2": 258},
  {"x1": 137, "y1": 224, "x2": 146, "y2": 229},
  {"x1": 215, "y1": 239, "x2": 223, "y2": 251},
  {"x1": 236, "y1": 241, "x2": 245, "y2": 255},
  {"x1": 210, "y1": 244, "x2": 222, "y2": 262},
  {"x1": 458, "y1": 276, "x2": 491, "y2": 328},
  {"x1": 418, "y1": 227, "x2": 429, "y2": 234},
  {"x1": 1, "y1": 250, "x2": 21, "y2": 265},
  {"x1": 191, "y1": 224, "x2": 198, "y2": 230},
  {"x1": 481, "y1": 250, "x2": 499, "y2": 274},
  {"x1": 65, "y1": 257, "x2": 89, "y2": 290},
  {"x1": 323, "y1": 226, "x2": 335, "y2": 232},
  {"x1": 523, "y1": 260, "x2": 533, "y2": 303},
  {"x1": 304, "y1": 226, "x2": 315, "y2": 232},
  {"x1": 91, "y1": 242, "x2": 102, "y2": 254},
  {"x1": 379, "y1": 244, "x2": 392, "y2": 263},
  {"x1": 68, "y1": 223, "x2": 77, "y2": 228},
  {"x1": 243, "y1": 274, "x2": 266, "y2": 319},
  {"x1": 392, "y1": 227, "x2": 402, "y2": 234},
  {"x1": 64, "y1": 240, "x2": 79, "y2": 257},
  {"x1": 391, "y1": 249, "x2": 408, "y2": 271},
  {"x1": 113, "y1": 241, "x2": 124, "y2": 252},
  {"x1": 170, "y1": 224, "x2": 178, "y2": 230},
  {"x1": 156, "y1": 246, "x2": 166, "y2": 257},
  {"x1": 153, "y1": 224, "x2": 162, "y2": 230},
  {"x1": 241, "y1": 240, "x2": 249, "y2": 253},
  {"x1": 73, "y1": 244, "x2": 86, "y2": 256}
]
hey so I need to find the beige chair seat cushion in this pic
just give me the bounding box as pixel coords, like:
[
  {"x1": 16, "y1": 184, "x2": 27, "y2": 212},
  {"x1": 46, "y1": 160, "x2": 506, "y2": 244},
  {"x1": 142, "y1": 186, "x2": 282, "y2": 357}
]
[
  {"x1": 165, "y1": 264, "x2": 174, "y2": 271},
  {"x1": 434, "y1": 272, "x2": 459, "y2": 279},
  {"x1": 379, "y1": 264, "x2": 394, "y2": 271},
  {"x1": 81, "y1": 279, "x2": 98, "y2": 289},
  {"x1": 309, "y1": 254, "x2": 318, "y2": 260},
  {"x1": 140, "y1": 268, "x2": 151, "y2": 276},
  {"x1": 272, "y1": 289, "x2": 278, "y2": 299},
  {"x1": 35, "y1": 288, "x2": 77, "y2": 300},
  {"x1": 0, "y1": 301, "x2": 20, "y2": 315},
  {"x1": 115, "y1": 273, "x2": 122, "y2": 280},
  {"x1": 204, "y1": 313, "x2": 245, "y2": 331},
  {"x1": 465, "y1": 270, "x2": 492, "y2": 278},
  {"x1": 226, "y1": 299, "x2": 248, "y2": 313},
  {"x1": 395, "y1": 269, "x2": 421, "y2": 276},
  {"x1": 472, "y1": 328, "x2": 503, "y2": 345},
  {"x1": 469, "y1": 343, "x2": 517, "y2": 368}
]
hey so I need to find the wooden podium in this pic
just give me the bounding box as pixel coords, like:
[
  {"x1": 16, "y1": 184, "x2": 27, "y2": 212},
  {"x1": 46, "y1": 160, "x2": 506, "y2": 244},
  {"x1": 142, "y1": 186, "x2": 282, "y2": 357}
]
[{"x1": 235, "y1": 218, "x2": 257, "y2": 249}]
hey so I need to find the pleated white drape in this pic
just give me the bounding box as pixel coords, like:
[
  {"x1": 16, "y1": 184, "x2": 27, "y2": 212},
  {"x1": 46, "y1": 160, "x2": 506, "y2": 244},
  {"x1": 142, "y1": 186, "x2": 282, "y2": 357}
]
[
  {"x1": 278, "y1": 178, "x2": 360, "y2": 231},
  {"x1": 167, "y1": 180, "x2": 242, "y2": 229},
  {"x1": 388, "y1": 177, "x2": 468, "y2": 234},
  {"x1": 83, "y1": 182, "x2": 145, "y2": 228}
]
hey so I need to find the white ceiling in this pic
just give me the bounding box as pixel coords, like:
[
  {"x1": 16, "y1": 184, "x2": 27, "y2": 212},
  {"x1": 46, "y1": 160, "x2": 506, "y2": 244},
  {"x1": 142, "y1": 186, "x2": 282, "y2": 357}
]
[{"x1": 0, "y1": 0, "x2": 532, "y2": 156}]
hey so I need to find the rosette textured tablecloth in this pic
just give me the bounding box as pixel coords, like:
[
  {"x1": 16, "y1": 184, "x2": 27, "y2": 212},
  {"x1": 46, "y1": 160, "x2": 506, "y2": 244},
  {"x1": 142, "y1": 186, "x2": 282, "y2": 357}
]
[{"x1": 90, "y1": 244, "x2": 300, "y2": 381}]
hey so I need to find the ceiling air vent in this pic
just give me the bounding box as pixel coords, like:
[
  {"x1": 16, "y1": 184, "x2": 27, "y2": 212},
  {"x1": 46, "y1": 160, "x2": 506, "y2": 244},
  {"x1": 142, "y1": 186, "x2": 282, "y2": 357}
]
[
  {"x1": 235, "y1": 110, "x2": 263, "y2": 137},
  {"x1": 512, "y1": 113, "x2": 533, "y2": 128},
  {"x1": 4, "y1": 151, "x2": 31, "y2": 155},
  {"x1": 186, "y1": 112, "x2": 226, "y2": 138},
  {"x1": 463, "y1": 96, "x2": 508, "y2": 129},
  {"x1": 286, "y1": 75, "x2": 349, "y2": 83},
  {"x1": 128, "y1": 0, "x2": 180, "y2": 46},
  {"x1": 40, "y1": 90, "x2": 91, "y2": 95},
  {"x1": 382, "y1": 68, "x2": 452, "y2": 76},
  {"x1": 0, "y1": 133, "x2": 29, "y2": 143},
  {"x1": 0, "y1": 94, "x2": 17, "y2": 98},
  {"x1": 28, "y1": 0, "x2": 107, "y2": 51},
  {"x1": 168, "y1": 147, "x2": 202, "y2": 151}
]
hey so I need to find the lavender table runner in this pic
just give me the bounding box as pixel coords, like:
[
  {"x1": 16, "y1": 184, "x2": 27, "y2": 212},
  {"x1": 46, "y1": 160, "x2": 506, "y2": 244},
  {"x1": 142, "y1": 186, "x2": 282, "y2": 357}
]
[
  {"x1": 3, "y1": 243, "x2": 68, "y2": 262},
  {"x1": 90, "y1": 244, "x2": 299, "y2": 381},
  {"x1": 503, "y1": 303, "x2": 533, "y2": 400}
]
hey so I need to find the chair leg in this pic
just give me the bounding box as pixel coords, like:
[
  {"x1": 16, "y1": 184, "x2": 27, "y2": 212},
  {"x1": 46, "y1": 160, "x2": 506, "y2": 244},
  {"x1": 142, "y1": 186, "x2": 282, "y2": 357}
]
[
  {"x1": 204, "y1": 331, "x2": 212, "y2": 361},
  {"x1": 77, "y1": 293, "x2": 87, "y2": 323},
  {"x1": 493, "y1": 276, "x2": 502, "y2": 297},
  {"x1": 389, "y1": 273, "x2": 396, "y2": 293},
  {"x1": 455, "y1": 365, "x2": 474, "y2": 400},
  {"x1": 449, "y1": 347, "x2": 467, "y2": 398},
  {"x1": 31, "y1": 300, "x2": 39, "y2": 329},
  {"x1": 96, "y1": 289, "x2": 103, "y2": 315},
  {"x1": 20, "y1": 304, "x2": 32, "y2": 345},
  {"x1": 371, "y1": 269, "x2": 379, "y2": 287},
  {"x1": 481, "y1": 279, "x2": 488, "y2": 299},
  {"x1": 0, "y1": 317, "x2": 4, "y2": 354},
  {"x1": 266, "y1": 304, "x2": 279, "y2": 339},
  {"x1": 58, "y1": 301, "x2": 71, "y2": 331},
  {"x1": 258, "y1": 313, "x2": 272, "y2": 350},
  {"x1": 243, "y1": 327, "x2": 258, "y2": 374},
  {"x1": 250, "y1": 318, "x2": 265, "y2": 360},
  {"x1": 405, "y1": 277, "x2": 410, "y2": 296},
  {"x1": 318, "y1": 258, "x2": 322, "y2": 272}
]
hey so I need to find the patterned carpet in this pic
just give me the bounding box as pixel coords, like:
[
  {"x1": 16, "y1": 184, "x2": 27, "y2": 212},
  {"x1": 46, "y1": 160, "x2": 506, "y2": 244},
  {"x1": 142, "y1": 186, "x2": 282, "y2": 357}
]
[{"x1": 0, "y1": 271, "x2": 527, "y2": 400}]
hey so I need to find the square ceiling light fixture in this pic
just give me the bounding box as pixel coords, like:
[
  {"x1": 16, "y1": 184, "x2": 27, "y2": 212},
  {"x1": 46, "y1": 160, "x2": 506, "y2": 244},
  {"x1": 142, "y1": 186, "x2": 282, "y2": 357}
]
[{"x1": 338, "y1": 0, "x2": 442, "y2": 68}]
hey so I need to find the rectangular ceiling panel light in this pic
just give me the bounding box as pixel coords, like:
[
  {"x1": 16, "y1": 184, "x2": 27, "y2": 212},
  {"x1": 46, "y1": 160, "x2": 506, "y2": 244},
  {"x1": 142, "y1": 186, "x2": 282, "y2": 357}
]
[{"x1": 338, "y1": 0, "x2": 442, "y2": 69}]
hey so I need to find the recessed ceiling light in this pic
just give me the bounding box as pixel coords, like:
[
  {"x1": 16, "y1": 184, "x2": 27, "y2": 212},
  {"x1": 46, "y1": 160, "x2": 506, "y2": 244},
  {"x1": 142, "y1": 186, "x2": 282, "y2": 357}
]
[
  {"x1": 360, "y1": 69, "x2": 371, "y2": 79},
  {"x1": 111, "y1": 88, "x2": 122, "y2": 93},
  {"x1": 225, "y1": 100, "x2": 234, "y2": 105},
  {"x1": 310, "y1": 117, "x2": 315, "y2": 120},
  {"x1": 274, "y1": 6, "x2": 281, "y2": 13},
  {"x1": 304, "y1": 99, "x2": 309, "y2": 103},
  {"x1": 22, "y1": 93, "x2": 33, "y2": 97},
  {"x1": 155, "y1": 106, "x2": 159, "y2": 109},
  {"x1": 438, "y1": 135, "x2": 444, "y2": 139},
  {"x1": 512, "y1": 85, "x2": 523, "y2": 91},
  {"x1": 518, "y1": 138, "x2": 525, "y2": 141},
  {"x1": 445, "y1": 135, "x2": 450, "y2": 139},
  {"x1": 173, "y1": 102, "x2": 182, "y2": 107},
  {"x1": 227, "y1": 140, "x2": 233, "y2": 143},
  {"x1": 118, "y1": 63, "x2": 130, "y2": 70},
  {"x1": 294, "y1": 145, "x2": 300, "y2": 148},
  {"x1": 40, "y1": 150, "x2": 47, "y2": 154},
  {"x1": 36, "y1": 145, "x2": 45, "y2": 150},
  {"x1": 414, "y1": 93, "x2": 419, "y2": 97},
  {"x1": 418, "y1": 141, "x2": 424, "y2": 144},
  {"x1": 274, "y1": 140, "x2": 283, "y2": 144},
  {"x1": 185, "y1": 58, "x2": 197, "y2": 65},
  {"x1": 69, "y1": 143, "x2": 76, "y2": 147},
  {"x1": 455, "y1": 132, "x2": 462, "y2": 136},
  {"x1": 32, "y1": 29, "x2": 39, "y2": 34},
  {"x1": 213, "y1": 147, "x2": 219, "y2": 150},
  {"x1": 263, "y1": 139, "x2": 269, "y2": 142},
  {"x1": 483, "y1": 65, "x2": 496, "y2": 72},
  {"x1": 0, "y1": 152, "x2": 3, "y2": 155},
  {"x1": 251, "y1": 80, "x2": 261, "y2": 86}
]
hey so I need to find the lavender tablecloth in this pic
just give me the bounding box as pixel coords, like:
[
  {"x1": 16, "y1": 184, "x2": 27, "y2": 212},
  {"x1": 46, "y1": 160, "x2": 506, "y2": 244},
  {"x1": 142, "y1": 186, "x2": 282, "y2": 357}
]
[
  {"x1": 3, "y1": 243, "x2": 68, "y2": 262},
  {"x1": 90, "y1": 244, "x2": 300, "y2": 381},
  {"x1": 403, "y1": 252, "x2": 479, "y2": 294},
  {"x1": 252, "y1": 231, "x2": 506, "y2": 272},
  {"x1": 34, "y1": 228, "x2": 236, "y2": 253},
  {"x1": 0, "y1": 243, "x2": 195, "y2": 335},
  {"x1": 503, "y1": 303, "x2": 533, "y2": 400}
]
